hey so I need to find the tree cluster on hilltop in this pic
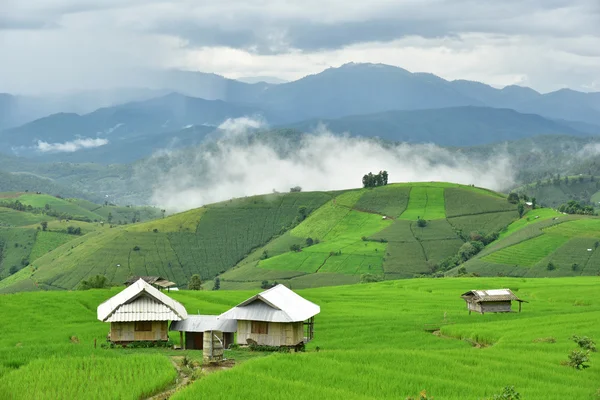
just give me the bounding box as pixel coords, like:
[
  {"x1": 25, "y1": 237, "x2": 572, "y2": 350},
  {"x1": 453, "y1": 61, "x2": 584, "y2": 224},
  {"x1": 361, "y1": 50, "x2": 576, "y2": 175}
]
[
  {"x1": 362, "y1": 170, "x2": 389, "y2": 188},
  {"x1": 558, "y1": 200, "x2": 596, "y2": 215}
]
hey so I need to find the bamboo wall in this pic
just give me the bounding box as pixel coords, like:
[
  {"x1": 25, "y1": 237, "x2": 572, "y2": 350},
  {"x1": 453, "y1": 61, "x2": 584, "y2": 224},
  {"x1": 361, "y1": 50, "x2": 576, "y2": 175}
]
[
  {"x1": 467, "y1": 301, "x2": 512, "y2": 314},
  {"x1": 110, "y1": 321, "x2": 168, "y2": 342},
  {"x1": 236, "y1": 320, "x2": 304, "y2": 346}
]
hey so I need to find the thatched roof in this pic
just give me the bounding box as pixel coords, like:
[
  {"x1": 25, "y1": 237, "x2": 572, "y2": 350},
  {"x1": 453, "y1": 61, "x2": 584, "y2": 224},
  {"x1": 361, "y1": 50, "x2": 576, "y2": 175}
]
[
  {"x1": 98, "y1": 279, "x2": 187, "y2": 322},
  {"x1": 461, "y1": 289, "x2": 527, "y2": 303},
  {"x1": 219, "y1": 284, "x2": 320, "y2": 323}
]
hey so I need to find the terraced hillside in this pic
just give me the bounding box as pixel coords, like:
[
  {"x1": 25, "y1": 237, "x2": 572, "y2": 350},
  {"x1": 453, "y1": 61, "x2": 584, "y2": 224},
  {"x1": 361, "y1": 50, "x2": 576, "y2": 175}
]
[
  {"x1": 460, "y1": 208, "x2": 600, "y2": 277},
  {"x1": 0, "y1": 192, "x2": 162, "y2": 283},
  {"x1": 219, "y1": 183, "x2": 518, "y2": 289},
  {"x1": 0, "y1": 183, "x2": 520, "y2": 293}
]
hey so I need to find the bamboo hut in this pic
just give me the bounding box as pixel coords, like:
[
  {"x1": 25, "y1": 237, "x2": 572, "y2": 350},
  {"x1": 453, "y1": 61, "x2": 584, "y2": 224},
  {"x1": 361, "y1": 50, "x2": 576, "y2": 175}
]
[
  {"x1": 461, "y1": 289, "x2": 527, "y2": 314},
  {"x1": 97, "y1": 278, "x2": 187, "y2": 342},
  {"x1": 219, "y1": 284, "x2": 320, "y2": 347},
  {"x1": 170, "y1": 315, "x2": 237, "y2": 350}
]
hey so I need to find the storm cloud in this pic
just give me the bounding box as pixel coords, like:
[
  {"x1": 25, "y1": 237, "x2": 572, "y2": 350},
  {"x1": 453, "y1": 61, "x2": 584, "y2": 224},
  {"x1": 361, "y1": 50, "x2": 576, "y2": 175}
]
[{"x1": 1, "y1": 0, "x2": 599, "y2": 93}]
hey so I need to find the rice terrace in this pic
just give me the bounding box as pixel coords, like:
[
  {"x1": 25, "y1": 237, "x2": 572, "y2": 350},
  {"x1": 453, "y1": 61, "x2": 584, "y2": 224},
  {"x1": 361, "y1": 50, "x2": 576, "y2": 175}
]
[{"x1": 1, "y1": 181, "x2": 600, "y2": 399}]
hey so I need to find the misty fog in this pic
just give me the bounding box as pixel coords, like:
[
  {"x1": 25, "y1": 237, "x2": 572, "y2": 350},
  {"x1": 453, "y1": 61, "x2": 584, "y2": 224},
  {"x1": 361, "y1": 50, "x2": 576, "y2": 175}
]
[{"x1": 145, "y1": 118, "x2": 515, "y2": 212}]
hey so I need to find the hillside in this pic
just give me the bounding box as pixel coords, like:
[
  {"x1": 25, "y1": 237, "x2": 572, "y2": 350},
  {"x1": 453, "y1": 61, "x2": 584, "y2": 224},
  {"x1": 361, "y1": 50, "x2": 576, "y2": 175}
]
[
  {"x1": 283, "y1": 106, "x2": 584, "y2": 146},
  {"x1": 0, "y1": 192, "x2": 162, "y2": 280},
  {"x1": 514, "y1": 175, "x2": 600, "y2": 209},
  {"x1": 458, "y1": 208, "x2": 600, "y2": 277},
  {"x1": 1, "y1": 278, "x2": 599, "y2": 399},
  {"x1": 0, "y1": 183, "x2": 520, "y2": 293}
]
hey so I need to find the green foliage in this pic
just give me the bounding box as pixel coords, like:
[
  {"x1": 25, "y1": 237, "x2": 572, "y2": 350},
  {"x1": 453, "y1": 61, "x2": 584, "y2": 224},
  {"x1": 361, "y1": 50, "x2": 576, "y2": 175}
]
[
  {"x1": 567, "y1": 349, "x2": 591, "y2": 370},
  {"x1": 558, "y1": 200, "x2": 595, "y2": 215},
  {"x1": 518, "y1": 203, "x2": 525, "y2": 218},
  {"x1": 546, "y1": 262, "x2": 556, "y2": 271},
  {"x1": 40, "y1": 221, "x2": 48, "y2": 231},
  {"x1": 353, "y1": 185, "x2": 410, "y2": 217},
  {"x1": 487, "y1": 386, "x2": 521, "y2": 400},
  {"x1": 360, "y1": 273, "x2": 382, "y2": 283},
  {"x1": 188, "y1": 274, "x2": 202, "y2": 290},
  {"x1": 416, "y1": 218, "x2": 427, "y2": 228},
  {"x1": 212, "y1": 277, "x2": 221, "y2": 291},
  {"x1": 508, "y1": 193, "x2": 520, "y2": 204},
  {"x1": 362, "y1": 170, "x2": 388, "y2": 188},
  {"x1": 571, "y1": 335, "x2": 597, "y2": 352},
  {"x1": 78, "y1": 275, "x2": 108, "y2": 290}
]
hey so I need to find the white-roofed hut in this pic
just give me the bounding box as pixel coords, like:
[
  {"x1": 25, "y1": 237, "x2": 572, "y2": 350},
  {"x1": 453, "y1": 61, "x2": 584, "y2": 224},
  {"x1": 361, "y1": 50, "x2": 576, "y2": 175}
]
[
  {"x1": 461, "y1": 289, "x2": 527, "y2": 314},
  {"x1": 219, "y1": 284, "x2": 320, "y2": 348},
  {"x1": 97, "y1": 278, "x2": 188, "y2": 343}
]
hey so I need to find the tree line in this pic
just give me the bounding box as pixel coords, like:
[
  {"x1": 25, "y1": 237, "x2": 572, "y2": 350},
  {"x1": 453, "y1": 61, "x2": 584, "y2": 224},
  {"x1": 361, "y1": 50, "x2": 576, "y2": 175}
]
[{"x1": 362, "y1": 171, "x2": 389, "y2": 188}]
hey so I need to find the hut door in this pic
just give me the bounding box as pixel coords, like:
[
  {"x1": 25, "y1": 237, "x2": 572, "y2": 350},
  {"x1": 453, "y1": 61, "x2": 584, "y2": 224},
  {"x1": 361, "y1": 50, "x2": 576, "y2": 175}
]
[{"x1": 195, "y1": 333, "x2": 204, "y2": 349}]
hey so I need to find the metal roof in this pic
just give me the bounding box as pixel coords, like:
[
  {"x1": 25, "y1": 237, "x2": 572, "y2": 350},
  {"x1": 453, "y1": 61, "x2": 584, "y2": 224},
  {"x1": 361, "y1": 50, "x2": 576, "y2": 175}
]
[
  {"x1": 461, "y1": 289, "x2": 526, "y2": 303},
  {"x1": 170, "y1": 315, "x2": 237, "y2": 333},
  {"x1": 219, "y1": 284, "x2": 320, "y2": 323},
  {"x1": 124, "y1": 276, "x2": 176, "y2": 288},
  {"x1": 97, "y1": 279, "x2": 188, "y2": 322}
]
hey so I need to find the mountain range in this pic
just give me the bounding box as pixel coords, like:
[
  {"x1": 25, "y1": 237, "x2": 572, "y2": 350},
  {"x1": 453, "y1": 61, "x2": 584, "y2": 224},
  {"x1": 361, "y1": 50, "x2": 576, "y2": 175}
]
[{"x1": 1, "y1": 62, "x2": 599, "y2": 164}]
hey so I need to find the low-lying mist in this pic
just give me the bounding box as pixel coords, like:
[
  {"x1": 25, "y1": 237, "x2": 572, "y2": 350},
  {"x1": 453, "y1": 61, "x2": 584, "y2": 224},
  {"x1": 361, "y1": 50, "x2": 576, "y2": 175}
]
[{"x1": 143, "y1": 118, "x2": 516, "y2": 212}]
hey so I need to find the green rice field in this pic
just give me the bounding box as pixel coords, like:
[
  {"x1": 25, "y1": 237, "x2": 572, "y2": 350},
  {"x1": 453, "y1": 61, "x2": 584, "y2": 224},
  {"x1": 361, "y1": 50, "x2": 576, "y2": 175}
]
[{"x1": 1, "y1": 278, "x2": 599, "y2": 399}]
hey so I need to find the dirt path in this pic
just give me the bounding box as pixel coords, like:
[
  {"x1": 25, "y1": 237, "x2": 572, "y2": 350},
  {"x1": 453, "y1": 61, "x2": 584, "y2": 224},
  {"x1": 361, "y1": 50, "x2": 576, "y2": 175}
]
[{"x1": 146, "y1": 357, "x2": 190, "y2": 400}]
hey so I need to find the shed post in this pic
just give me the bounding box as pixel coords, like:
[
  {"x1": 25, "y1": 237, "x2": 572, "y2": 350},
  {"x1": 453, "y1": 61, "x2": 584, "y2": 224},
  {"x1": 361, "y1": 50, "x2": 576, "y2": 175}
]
[
  {"x1": 518, "y1": 301, "x2": 522, "y2": 313},
  {"x1": 180, "y1": 331, "x2": 184, "y2": 349}
]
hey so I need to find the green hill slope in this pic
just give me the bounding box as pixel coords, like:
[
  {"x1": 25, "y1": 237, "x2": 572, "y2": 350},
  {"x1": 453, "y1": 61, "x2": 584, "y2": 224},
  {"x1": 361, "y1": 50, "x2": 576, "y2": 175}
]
[
  {"x1": 0, "y1": 183, "x2": 521, "y2": 293},
  {"x1": 460, "y1": 208, "x2": 600, "y2": 277},
  {"x1": 515, "y1": 175, "x2": 600, "y2": 209}
]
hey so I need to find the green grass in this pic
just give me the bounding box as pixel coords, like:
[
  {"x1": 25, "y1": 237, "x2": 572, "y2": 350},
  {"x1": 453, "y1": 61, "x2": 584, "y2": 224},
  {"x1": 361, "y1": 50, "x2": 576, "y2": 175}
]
[
  {"x1": 483, "y1": 234, "x2": 570, "y2": 267},
  {"x1": 353, "y1": 185, "x2": 410, "y2": 217},
  {"x1": 398, "y1": 186, "x2": 446, "y2": 220},
  {"x1": 543, "y1": 219, "x2": 600, "y2": 238},
  {"x1": 444, "y1": 187, "x2": 515, "y2": 217},
  {"x1": 29, "y1": 231, "x2": 75, "y2": 262},
  {"x1": 499, "y1": 208, "x2": 562, "y2": 239},
  {"x1": 16, "y1": 194, "x2": 101, "y2": 221},
  {"x1": 291, "y1": 200, "x2": 349, "y2": 240},
  {"x1": 448, "y1": 211, "x2": 518, "y2": 236},
  {"x1": 3, "y1": 278, "x2": 600, "y2": 399},
  {"x1": 0, "y1": 228, "x2": 37, "y2": 278},
  {"x1": 0, "y1": 207, "x2": 53, "y2": 227}
]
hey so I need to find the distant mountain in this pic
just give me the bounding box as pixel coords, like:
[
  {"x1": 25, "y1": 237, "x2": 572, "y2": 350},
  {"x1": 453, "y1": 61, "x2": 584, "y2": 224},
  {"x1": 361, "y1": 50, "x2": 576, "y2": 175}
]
[
  {"x1": 283, "y1": 106, "x2": 586, "y2": 146},
  {"x1": 0, "y1": 93, "x2": 263, "y2": 160},
  {"x1": 236, "y1": 76, "x2": 288, "y2": 84}
]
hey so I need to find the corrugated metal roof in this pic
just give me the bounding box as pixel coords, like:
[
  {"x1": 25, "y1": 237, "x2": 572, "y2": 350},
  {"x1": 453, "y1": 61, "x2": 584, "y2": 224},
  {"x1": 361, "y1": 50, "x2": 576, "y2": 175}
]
[
  {"x1": 461, "y1": 289, "x2": 526, "y2": 303},
  {"x1": 124, "y1": 276, "x2": 176, "y2": 288},
  {"x1": 97, "y1": 279, "x2": 188, "y2": 322},
  {"x1": 170, "y1": 315, "x2": 237, "y2": 332},
  {"x1": 219, "y1": 284, "x2": 320, "y2": 323}
]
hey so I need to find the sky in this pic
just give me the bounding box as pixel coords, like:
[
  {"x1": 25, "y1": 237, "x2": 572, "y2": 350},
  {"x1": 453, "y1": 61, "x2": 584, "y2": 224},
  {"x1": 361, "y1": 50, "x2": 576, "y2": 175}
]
[{"x1": 1, "y1": 0, "x2": 599, "y2": 94}]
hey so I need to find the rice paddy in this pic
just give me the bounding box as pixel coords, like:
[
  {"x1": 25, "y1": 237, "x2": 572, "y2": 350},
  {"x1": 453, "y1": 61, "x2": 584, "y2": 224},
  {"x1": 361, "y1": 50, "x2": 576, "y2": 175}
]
[{"x1": 3, "y1": 278, "x2": 597, "y2": 399}]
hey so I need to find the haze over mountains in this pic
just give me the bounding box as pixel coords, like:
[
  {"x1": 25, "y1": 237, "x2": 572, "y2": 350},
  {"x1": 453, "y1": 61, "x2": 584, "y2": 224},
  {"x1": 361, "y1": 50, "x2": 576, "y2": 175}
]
[{"x1": 1, "y1": 63, "x2": 600, "y2": 164}]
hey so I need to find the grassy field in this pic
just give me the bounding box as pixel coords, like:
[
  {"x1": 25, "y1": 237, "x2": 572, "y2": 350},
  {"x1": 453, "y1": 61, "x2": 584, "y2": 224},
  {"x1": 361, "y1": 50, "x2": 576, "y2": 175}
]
[
  {"x1": 2, "y1": 278, "x2": 599, "y2": 399},
  {"x1": 398, "y1": 186, "x2": 446, "y2": 220}
]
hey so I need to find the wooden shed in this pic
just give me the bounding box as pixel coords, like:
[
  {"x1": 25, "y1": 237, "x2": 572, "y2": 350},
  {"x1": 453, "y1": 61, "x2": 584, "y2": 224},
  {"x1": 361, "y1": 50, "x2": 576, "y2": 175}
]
[
  {"x1": 461, "y1": 289, "x2": 527, "y2": 314},
  {"x1": 170, "y1": 315, "x2": 237, "y2": 350},
  {"x1": 97, "y1": 278, "x2": 187, "y2": 343},
  {"x1": 219, "y1": 284, "x2": 320, "y2": 347},
  {"x1": 124, "y1": 276, "x2": 176, "y2": 291}
]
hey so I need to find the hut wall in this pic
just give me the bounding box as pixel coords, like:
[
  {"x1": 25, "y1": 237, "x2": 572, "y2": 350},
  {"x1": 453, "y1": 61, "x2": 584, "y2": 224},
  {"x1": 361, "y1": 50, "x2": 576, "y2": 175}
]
[
  {"x1": 110, "y1": 321, "x2": 168, "y2": 342},
  {"x1": 203, "y1": 331, "x2": 224, "y2": 363},
  {"x1": 467, "y1": 301, "x2": 482, "y2": 313},
  {"x1": 185, "y1": 332, "x2": 204, "y2": 349},
  {"x1": 480, "y1": 301, "x2": 512, "y2": 313},
  {"x1": 236, "y1": 320, "x2": 304, "y2": 346}
]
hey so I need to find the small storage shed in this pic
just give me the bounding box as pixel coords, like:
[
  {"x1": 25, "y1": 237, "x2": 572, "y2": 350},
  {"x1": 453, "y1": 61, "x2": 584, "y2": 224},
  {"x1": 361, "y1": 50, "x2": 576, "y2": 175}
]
[
  {"x1": 170, "y1": 315, "x2": 237, "y2": 350},
  {"x1": 97, "y1": 278, "x2": 188, "y2": 342},
  {"x1": 124, "y1": 276, "x2": 176, "y2": 291},
  {"x1": 461, "y1": 289, "x2": 527, "y2": 314},
  {"x1": 219, "y1": 284, "x2": 320, "y2": 347}
]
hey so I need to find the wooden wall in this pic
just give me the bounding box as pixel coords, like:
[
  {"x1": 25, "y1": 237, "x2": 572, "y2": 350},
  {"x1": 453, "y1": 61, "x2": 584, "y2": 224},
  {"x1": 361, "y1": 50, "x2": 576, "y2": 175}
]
[
  {"x1": 467, "y1": 301, "x2": 512, "y2": 314},
  {"x1": 110, "y1": 321, "x2": 168, "y2": 342},
  {"x1": 236, "y1": 320, "x2": 304, "y2": 346}
]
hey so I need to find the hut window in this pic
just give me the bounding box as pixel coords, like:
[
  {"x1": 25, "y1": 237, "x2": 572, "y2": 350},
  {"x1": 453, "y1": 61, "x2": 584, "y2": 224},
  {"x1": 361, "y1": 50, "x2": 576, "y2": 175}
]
[
  {"x1": 135, "y1": 322, "x2": 153, "y2": 332},
  {"x1": 251, "y1": 321, "x2": 268, "y2": 334}
]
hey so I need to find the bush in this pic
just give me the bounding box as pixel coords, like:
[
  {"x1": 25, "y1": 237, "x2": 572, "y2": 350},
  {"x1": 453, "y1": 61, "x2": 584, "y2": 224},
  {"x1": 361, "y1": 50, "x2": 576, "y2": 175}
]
[
  {"x1": 360, "y1": 274, "x2": 382, "y2": 283},
  {"x1": 290, "y1": 244, "x2": 301, "y2": 252},
  {"x1": 416, "y1": 218, "x2": 427, "y2": 228},
  {"x1": 133, "y1": 245, "x2": 141, "y2": 251},
  {"x1": 78, "y1": 275, "x2": 108, "y2": 290},
  {"x1": 571, "y1": 335, "x2": 597, "y2": 352},
  {"x1": 547, "y1": 262, "x2": 556, "y2": 271},
  {"x1": 567, "y1": 349, "x2": 590, "y2": 369},
  {"x1": 305, "y1": 237, "x2": 314, "y2": 246},
  {"x1": 188, "y1": 274, "x2": 203, "y2": 290},
  {"x1": 488, "y1": 386, "x2": 521, "y2": 400},
  {"x1": 507, "y1": 193, "x2": 519, "y2": 204}
]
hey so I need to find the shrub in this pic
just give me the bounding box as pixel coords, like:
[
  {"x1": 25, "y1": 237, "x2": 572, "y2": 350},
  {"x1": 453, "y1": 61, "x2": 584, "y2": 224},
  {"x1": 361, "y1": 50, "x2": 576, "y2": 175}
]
[
  {"x1": 290, "y1": 244, "x2": 301, "y2": 252},
  {"x1": 571, "y1": 335, "x2": 597, "y2": 352},
  {"x1": 78, "y1": 275, "x2": 108, "y2": 290},
  {"x1": 133, "y1": 245, "x2": 141, "y2": 251},
  {"x1": 188, "y1": 274, "x2": 203, "y2": 290},
  {"x1": 360, "y1": 274, "x2": 382, "y2": 283},
  {"x1": 488, "y1": 386, "x2": 521, "y2": 400},
  {"x1": 416, "y1": 218, "x2": 427, "y2": 228},
  {"x1": 567, "y1": 349, "x2": 590, "y2": 369},
  {"x1": 546, "y1": 262, "x2": 556, "y2": 271},
  {"x1": 306, "y1": 237, "x2": 314, "y2": 246}
]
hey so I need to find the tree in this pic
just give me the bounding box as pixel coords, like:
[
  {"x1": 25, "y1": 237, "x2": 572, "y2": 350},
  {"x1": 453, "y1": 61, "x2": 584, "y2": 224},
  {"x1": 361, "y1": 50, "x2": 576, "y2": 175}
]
[
  {"x1": 416, "y1": 218, "x2": 427, "y2": 228},
  {"x1": 306, "y1": 237, "x2": 314, "y2": 246},
  {"x1": 531, "y1": 197, "x2": 537, "y2": 209},
  {"x1": 40, "y1": 221, "x2": 48, "y2": 231},
  {"x1": 9, "y1": 265, "x2": 18, "y2": 275},
  {"x1": 188, "y1": 274, "x2": 203, "y2": 290},
  {"x1": 107, "y1": 212, "x2": 113, "y2": 224},
  {"x1": 290, "y1": 186, "x2": 302, "y2": 192},
  {"x1": 298, "y1": 206, "x2": 308, "y2": 221},
  {"x1": 78, "y1": 275, "x2": 108, "y2": 290},
  {"x1": 517, "y1": 203, "x2": 525, "y2": 218},
  {"x1": 507, "y1": 193, "x2": 519, "y2": 204},
  {"x1": 290, "y1": 244, "x2": 301, "y2": 252},
  {"x1": 212, "y1": 277, "x2": 221, "y2": 291}
]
